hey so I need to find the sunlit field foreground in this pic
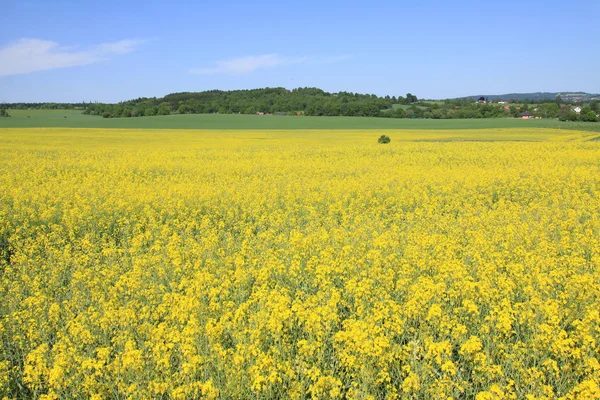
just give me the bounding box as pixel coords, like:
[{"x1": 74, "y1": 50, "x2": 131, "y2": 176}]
[{"x1": 1, "y1": 128, "x2": 600, "y2": 399}]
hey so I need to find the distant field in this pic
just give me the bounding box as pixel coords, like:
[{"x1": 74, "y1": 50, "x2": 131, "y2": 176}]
[
  {"x1": 2, "y1": 109, "x2": 600, "y2": 131},
  {"x1": 419, "y1": 100, "x2": 443, "y2": 105},
  {"x1": 0, "y1": 128, "x2": 598, "y2": 149},
  {"x1": 391, "y1": 104, "x2": 429, "y2": 111}
]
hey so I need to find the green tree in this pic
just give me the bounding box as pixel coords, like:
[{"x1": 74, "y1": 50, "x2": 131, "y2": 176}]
[
  {"x1": 558, "y1": 109, "x2": 577, "y2": 122},
  {"x1": 132, "y1": 107, "x2": 145, "y2": 117},
  {"x1": 177, "y1": 104, "x2": 193, "y2": 114},
  {"x1": 157, "y1": 103, "x2": 172, "y2": 115},
  {"x1": 144, "y1": 107, "x2": 158, "y2": 116},
  {"x1": 113, "y1": 104, "x2": 124, "y2": 116},
  {"x1": 580, "y1": 111, "x2": 598, "y2": 122},
  {"x1": 540, "y1": 103, "x2": 559, "y2": 118}
]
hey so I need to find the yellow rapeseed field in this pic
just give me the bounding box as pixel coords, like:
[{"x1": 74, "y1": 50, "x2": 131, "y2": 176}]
[{"x1": 1, "y1": 128, "x2": 600, "y2": 399}]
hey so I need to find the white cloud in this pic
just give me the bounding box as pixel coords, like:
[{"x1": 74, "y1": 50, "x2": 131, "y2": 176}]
[
  {"x1": 190, "y1": 53, "x2": 354, "y2": 75},
  {"x1": 0, "y1": 38, "x2": 145, "y2": 77},
  {"x1": 96, "y1": 39, "x2": 145, "y2": 55},
  {"x1": 317, "y1": 54, "x2": 354, "y2": 64},
  {"x1": 190, "y1": 54, "x2": 308, "y2": 75}
]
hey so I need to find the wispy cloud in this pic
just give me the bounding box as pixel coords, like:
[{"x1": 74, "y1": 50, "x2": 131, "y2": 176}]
[
  {"x1": 190, "y1": 53, "x2": 353, "y2": 75},
  {"x1": 315, "y1": 54, "x2": 354, "y2": 64},
  {"x1": 0, "y1": 38, "x2": 146, "y2": 77},
  {"x1": 190, "y1": 54, "x2": 308, "y2": 75},
  {"x1": 96, "y1": 39, "x2": 145, "y2": 55}
]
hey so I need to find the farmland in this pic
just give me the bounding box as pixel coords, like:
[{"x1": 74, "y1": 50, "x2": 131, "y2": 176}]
[
  {"x1": 1, "y1": 127, "x2": 600, "y2": 398},
  {"x1": 2, "y1": 109, "x2": 600, "y2": 132}
]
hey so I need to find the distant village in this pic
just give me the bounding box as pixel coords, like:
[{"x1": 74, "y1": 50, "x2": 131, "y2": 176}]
[{"x1": 474, "y1": 97, "x2": 595, "y2": 120}]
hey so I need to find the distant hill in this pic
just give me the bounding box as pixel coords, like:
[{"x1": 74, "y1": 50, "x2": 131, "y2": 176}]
[
  {"x1": 81, "y1": 87, "x2": 402, "y2": 118},
  {"x1": 455, "y1": 92, "x2": 600, "y2": 102}
]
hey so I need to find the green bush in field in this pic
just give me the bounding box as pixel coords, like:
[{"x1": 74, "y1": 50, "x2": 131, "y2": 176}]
[{"x1": 378, "y1": 135, "x2": 391, "y2": 144}]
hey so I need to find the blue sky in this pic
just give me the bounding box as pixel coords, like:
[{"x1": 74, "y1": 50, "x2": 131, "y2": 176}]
[{"x1": 1, "y1": 0, "x2": 598, "y2": 102}]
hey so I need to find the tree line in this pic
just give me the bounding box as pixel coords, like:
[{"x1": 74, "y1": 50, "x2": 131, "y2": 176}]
[
  {"x1": 2, "y1": 102, "x2": 90, "y2": 110},
  {"x1": 82, "y1": 88, "x2": 420, "y2": 118}
]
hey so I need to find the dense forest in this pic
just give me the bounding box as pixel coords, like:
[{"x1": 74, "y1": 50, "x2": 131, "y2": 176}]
[
  {"x1": 3, "y1": 88, "x2": 599, "y2": 121},
  {"x1": 81, "y1": 88, "x2": 410, "y2": 118}
]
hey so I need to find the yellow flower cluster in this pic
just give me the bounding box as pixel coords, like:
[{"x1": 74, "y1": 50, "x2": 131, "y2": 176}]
[{"x1": 1, "y1": 128, "x2": 599, "y2": 399}]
